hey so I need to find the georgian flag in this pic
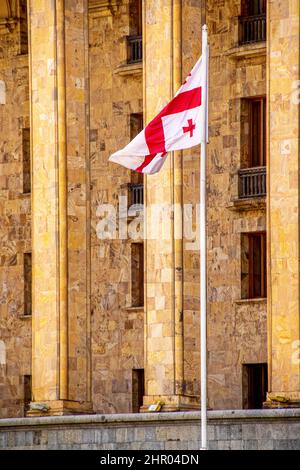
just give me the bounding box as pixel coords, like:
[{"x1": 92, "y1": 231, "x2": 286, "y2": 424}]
[{"x1": 109, "y1": 54, "x2": 208, "y2": 174}]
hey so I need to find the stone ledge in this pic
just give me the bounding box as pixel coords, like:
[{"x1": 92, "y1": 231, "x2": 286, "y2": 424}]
[
  {"x1": 225, "y1": 42, "x2": 266, "y2": 60},
  {"x1": 227, "y1": 197, "x2": 266, "y2": 212},
  {"x1": 123, "y1": 306, "x2": 144, "y2": 312},
  {"x1": 114, "y1": 62, "x2": 142, "y2": 77},
  {"x1": 0, "y1": 18, "x2": 17, "y2": 34},
  {"x1": 1, "y1": 409, "x2": 300, "y2": 429},
  {"x1": 235, "y1": 298, "x2": 267, "y2": 305},
  {"x1": 18, "y1": 314, "x2": 32, "y2": 320},
  {"x1": 88, "y1": 0, "x2": 120, "y2": 16}
]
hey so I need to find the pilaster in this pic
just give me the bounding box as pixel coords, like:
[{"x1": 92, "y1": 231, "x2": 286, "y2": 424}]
[
  {"x1": 28, "y1": 0, "x2": 91, "y2": 415},
  {"x1": 143, "y1": 0, "x2": 199, "y2": 411},
  {"x1": 265, "y1": 0, "x2": 300, "y2": 408}
]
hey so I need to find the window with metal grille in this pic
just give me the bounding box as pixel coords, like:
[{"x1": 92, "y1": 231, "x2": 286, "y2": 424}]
[
  {"x1": 239, "y1": 97, "x2": 266, "y2": 198},
  {"x1": 131, "y1": 243, "x2": 144, "y2": 307},
  {"x1": 239, "y1": 0, "x2": 266, "y2": 44},
  {"x1": 242, "y1": 363, "x2": 268, "y2": 409},
  {"x1": 241, "y1": 232, "x2": 267, "y2": 299},
  {"x1": 127, "y1": 0, "x2": 142, "y2": 63}
]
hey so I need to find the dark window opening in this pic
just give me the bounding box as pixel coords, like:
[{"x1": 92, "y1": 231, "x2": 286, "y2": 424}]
[
  {"x1": 127, "y1": 0, "x2": 142, "y2": 63},
  {"x1": 241, "y1": 0, "x2": 266, "y2": 16},
  {"x1": 242, "y1": 363, "x2": 268, "y2": 409},
  {"x1": 132, "y1": 369, "x2": 144, "y2": 412},
  {"x1": 241, "y1": 97, "x2": 266, "y2": 169},
  {"x1": 130, "y1": 113, "x2": 143, "y2": 185},
  {"x1": 131, "y1": 243, "x2": 144, "y2": 307},
  {"x1": 129, "y1": 114, "x2": 144, "y2": 204},
  {"x1": 19, "y1": 0, "x2": 29, "y2": 55},
  {"x1": 239, "y1": 1, "x2": 266, "y2": 44},
  {"x1": 24, "y1": 252, "x2": 32, "y2": 316},
  {"x1": 239, "y1": 98, "x2": 266, "y2": 198},
  {"x1": 22, "y1": 128, "x2": 31, "y2": 193},
  {"x1": 130, "y1": 113, "x2": 143, "y2": 141},
  {"x1": 24, "y1": 374, "x2": 32, "y2": 413},
  {"x1": 129, "y1": 0, "x2": 142, "y2": 36},
  {"x1": 249, "y1": 97, "x2": 266, "y2": 167},
  {"x1": 241, "y1": 232, "x2": 266, "y2": 299}
]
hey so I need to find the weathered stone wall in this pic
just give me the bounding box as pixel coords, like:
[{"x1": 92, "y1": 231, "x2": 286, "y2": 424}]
[
  {"x1": 181, "y1": 1, "x2": 202, "y2": 399},
  {"x1": 0, "y1": 19, "x2": 31, "y2": 417},
  {"x1": 140, "y1": 0, "x2": 268, "y2": 411},
  {"x1": 1, "y1": 410, "x2": 300, "y2": 450},
  {"x1": 89, "y1": 1, "x2": 144, "y2": 413},
  {"x1": 28, "y1": 0, "x2": 91, "y2": 414},
  {"x1": 1, "y1": 0, "x2": 298, "y2": 418},
  {"x1": 205, "y1": 0, "x2": 267, "y2": 409}
]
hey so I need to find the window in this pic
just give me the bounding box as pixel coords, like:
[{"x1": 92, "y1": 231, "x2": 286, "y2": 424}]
[
  {"x1": 249, "y1": 98, "x2": 266, "y2": 167},
  {"x1": 241, "y1": 97, "x2": 266, "y2": 169},
  {"x1": 132, "y1": 369, "x2": 144, "y2": 412},
  {"x1": 129, "y1": 0, "x2": 142, "y2": 36},
  {"x1": 131, "y1": 243, "x2": 144, "y2": 307},
  {"x1": 129, "y1": 114, "x2": 144, "y2": 203},
  {"x1": 242, "y1": 363, "x2": 267, "y2": 409},
  {"x1": 241, "y1": 232, "x2": 266, "y2": 299},
  {"x1": 130, "y1": 113, "x2": 143, "y2": 186},
  {"x1": 130, "y1": 113, "x2": 143, "y2": 141},
  {"x1": 239, "y1": 98, "x2": 266, "y2": 198},
  {"x1": 22, "y1": 128, "x2": 31, "y2": 193},
  {"x1": 241, "y1": 0, "x2": 266, "y2": 16},
  {"x1": 239, "y1": 1, "x2": 266, "y2": 44},
  {"x1": 24, "y1": 252, "x2": 32, "y2": 315},
  {"x1": 19, "y1": 0, "x2": 29, "y2": 55},
  {"x1": 24, "y1": 375, "x2": 32, "y2": 413},
  {"x1": 127, "y1": 0, "x2": 142, "y2": 63}
]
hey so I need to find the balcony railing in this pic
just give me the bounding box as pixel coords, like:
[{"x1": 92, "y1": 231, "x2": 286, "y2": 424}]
[
  {"x1": 128, "y1": 183, "x2": 144, "y2": 206},
  {"x1": 239, "y1": 14, "x2": 266, "y2": 45},
  {"x1": 127, "y1": 35, "x2": 142, "y2": 64},
  {"x1": 239, "y1": 166, "x2": 266, "y2": 199}
]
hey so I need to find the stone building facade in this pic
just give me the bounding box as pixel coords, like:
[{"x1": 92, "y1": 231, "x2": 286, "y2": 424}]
[{"x1": 0, "y1": 0, "x2": 299, "y2": 418}]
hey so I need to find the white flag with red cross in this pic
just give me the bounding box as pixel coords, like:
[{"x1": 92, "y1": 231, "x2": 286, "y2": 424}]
[{"x1": 109, "y1": 54, "x2": 208, "y2": 174}]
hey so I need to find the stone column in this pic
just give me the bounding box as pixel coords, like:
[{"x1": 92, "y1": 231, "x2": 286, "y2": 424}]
[
  {"x1": 265, "y1": 1, "x2": 300, "y2": 407},
  {"x1": 28, "y1": 0, "x2": 91, "y2": 415},
  {"x1": 142, "y1": 0, "x2": 199, "y2": 411}
]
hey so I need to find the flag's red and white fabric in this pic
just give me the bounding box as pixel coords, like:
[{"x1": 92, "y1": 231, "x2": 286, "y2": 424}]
[{"x1": 109, "y1": 55, "x2": 208, "y2": 174}]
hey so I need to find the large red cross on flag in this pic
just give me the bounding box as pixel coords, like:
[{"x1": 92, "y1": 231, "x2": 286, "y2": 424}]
[{"x1": 109, "y1": 53, "x2": 208, "y2": 174}]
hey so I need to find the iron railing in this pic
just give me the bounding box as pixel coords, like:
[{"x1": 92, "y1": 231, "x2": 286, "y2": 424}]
[
  {"x1": 239, "y1": 14, "x2": 266, "y2": 45},
  {"x1": 239, "y1": 166, "x2": 266, "y2": 199},
  {"x1": 127, "y1": 35, "x2": 142, "y2": 63},
  {"x1": 129, "y1": 183, "x2": 144, "y2": 205}
]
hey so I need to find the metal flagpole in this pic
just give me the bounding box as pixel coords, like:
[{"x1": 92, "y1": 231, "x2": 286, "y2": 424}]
[{"x1": 200, "y1": 23, "x2": 208, "y2": 451}]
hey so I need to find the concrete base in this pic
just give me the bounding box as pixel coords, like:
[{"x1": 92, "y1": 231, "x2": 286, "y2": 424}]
[
  {"x1": 1, "y1": 409, "x2": 299, "y2": 450},
  {"x1": 141, "y1": 395, "x2": 200, "y2": 412},
  {"x1": 26, "y1": 400, "x2": 93, "y2": 417},
  {"x1": 264, "y1": 392, "x2": 300, "y2": 409}
]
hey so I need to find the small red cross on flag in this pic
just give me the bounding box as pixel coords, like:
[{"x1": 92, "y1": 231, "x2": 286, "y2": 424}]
[
  {"x1": 109, "y1": 52, "x2": 208, "y2": 174},
  {"x1": 183, "y1": 119, "x2": 196, "y2": 138}
]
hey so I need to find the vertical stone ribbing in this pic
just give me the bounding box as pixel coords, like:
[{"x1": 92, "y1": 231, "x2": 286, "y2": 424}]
[
  {"x1": 143, "y1": 0, "x2": 198, "y2": 410},
  {"x1": 29, "y1": 0, "x2": 91, "y2": 414}
]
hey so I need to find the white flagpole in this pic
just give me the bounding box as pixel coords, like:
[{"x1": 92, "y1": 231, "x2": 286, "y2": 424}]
[{"x1": 200, "y1": 23, "x2": 208, "y2": 451}]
